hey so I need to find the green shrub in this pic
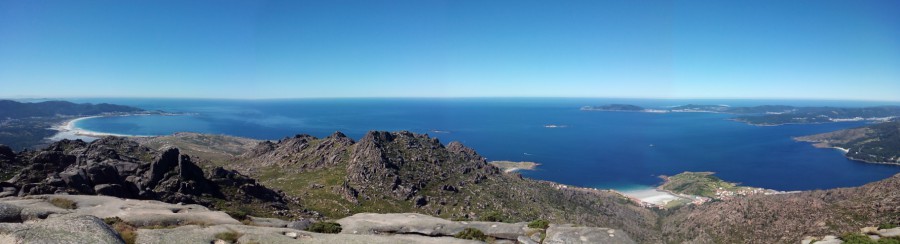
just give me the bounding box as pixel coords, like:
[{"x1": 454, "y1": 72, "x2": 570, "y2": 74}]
[
  {"x1": 478, "y1": 211, "x2": 503, "y2": 222},
  {"x1": 454, "y1": 228, "x2": 487, "y2": 241},
  {"x1": 528, "y1": 219, "x2": 550, "y2": 229},
  {"x1": 880, "y1": 223, "x2": 899, "y2": 229},
  {"x1": 49, "y1": 197, "x2": 77, "y2": 209},
  {"x1": 214, "y1": 229, "x2": 243, "y2": 243},
  {"x1": 841, "y1": 233, "x2": 876, "y2": 244},
  {"x1": 225, "y1": 209, "x2": 249, "y2": 221},
  {"x1": 878, "y1": 237, "x2": 900, "y2": 244},
  {"x1": 306, "y1": 221, "x2": 342, "y2": 233},
  {"x1": 103, "y1": 217, "x2": 137, "y2": 244}
]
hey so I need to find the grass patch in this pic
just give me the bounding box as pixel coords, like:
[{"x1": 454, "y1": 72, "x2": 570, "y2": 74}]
[
  {"x1": 528, "y1": 219, "x2": 549, "y2": 229},
  {"x1": 454, "y1": 228, "x2": 487, "y2": 241},
  {"x1": 478, "y1": 211, "x2": 504, "y2": 222},
  {"x1": 306, "y1": 221, "x2": 342, "y2": 233},
  {"x1": 49, "y1": 197, "x2": 77, "y2": 209},
  {"x1": 880, "y1": 223, "x2": 899, "y2": 229},
  {"x1": 103, "y1": 217, "x2": 137, "y2": 244},
  {"x1": 214, "y1": 229, "x2": 243, "y2": 243}
]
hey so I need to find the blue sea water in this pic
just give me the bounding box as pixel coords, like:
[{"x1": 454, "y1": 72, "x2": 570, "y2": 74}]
[{"x1": 67, "y1": 98, "x2": 900, "y2": 191}]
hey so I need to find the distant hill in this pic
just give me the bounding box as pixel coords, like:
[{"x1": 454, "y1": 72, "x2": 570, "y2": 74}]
[
  {"x1": 795, "y1": 121, "x2": 900, "y2": 165},
  {"x1": 0, "y1": 100, "x2": 142, "y2": 118},
  {"x1": 0, "y1": 100, "x2": 144, "y2": 150},
  {"x1": 583, "y1": 103, "x2": 900, "y2": 126}
]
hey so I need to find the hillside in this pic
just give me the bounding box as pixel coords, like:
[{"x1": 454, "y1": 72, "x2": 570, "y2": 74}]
[
  {"x1": 231, "y1": 131, "x2": 663, "y2": 242},
  {"x1": 795, "y1": 121, "x2": 900, "y2": 165},
  {"x1": 0, "y1": 100, "x2": 146, "y2": 150},
  {"x1": 662, "y1": 173, "x2": 900, "y2": 243}
]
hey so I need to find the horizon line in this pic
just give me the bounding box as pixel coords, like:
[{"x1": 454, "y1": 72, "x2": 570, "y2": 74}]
[{"x1": 4, "y1": 96, "x2": 900, "y2": 103}]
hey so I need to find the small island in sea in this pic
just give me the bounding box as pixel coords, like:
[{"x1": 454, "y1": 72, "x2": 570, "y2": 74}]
[
  {"x1": 489, "y1": 160, "x2": 540, "y2": 173},
  {"x1": 580, "y1": 104, "x2": 646, "y2": 112}
]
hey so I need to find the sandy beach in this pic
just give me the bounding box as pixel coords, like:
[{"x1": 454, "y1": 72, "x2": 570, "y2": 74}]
[
  {"x1": 620, "y1": 188, "x2": 686, "y2": 206},
  {"x1": 47, "y1": 116, "x2": 148, "y2": 141}
]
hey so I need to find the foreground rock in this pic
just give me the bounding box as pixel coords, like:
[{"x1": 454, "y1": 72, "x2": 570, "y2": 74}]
[
  {"x1": 0, "y1": 214, "x2": 124, "y2": 244},
  {"x1": 0, "y1": 195, "x2": 632, "y2": 243},
  {"x1": 337, "y1": 213, "x2": 635, "y2": 243},
  {"x1": 137, "y1": 224, "x2": 479, "y2": 244},
  {"x1": 545, "y1": 224, "x2": 635, "y2": 244}
]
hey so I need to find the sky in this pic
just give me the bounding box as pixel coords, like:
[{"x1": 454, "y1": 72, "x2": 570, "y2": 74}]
[{"x1": 0, "y1": 0, "x2": 898, "y2": 100}]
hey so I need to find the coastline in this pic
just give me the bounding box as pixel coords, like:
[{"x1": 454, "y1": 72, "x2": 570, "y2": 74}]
[{"x1": 47, "y1": 115, "x2": 152, "y2": 141}]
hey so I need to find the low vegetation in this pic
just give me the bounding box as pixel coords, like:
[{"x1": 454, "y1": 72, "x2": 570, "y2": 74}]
[
  {"x1": 478, "y1": 211, "x2": 504, "y2": 222},
  {"x1": 49, "y1": 197, "x2": 77, "y2": 209},
  {"x1": 528, "y1": 219, "x2": 550, "y2": 229},
  {"x1": 659, "y1": 172, "x2": 759, "y2": 198},
  {"x1": 306, "y1": 221, "x2": 342, "y2": 233},
  {"x1": 214, "y1": 229, "x2": 243, "y2": 243},
  {"x1": 454, "y1": 227, "x2": 487, "y2": 241},
  {"x1": 103, "y1": 217, "x2": 137, "y2": 244},
  {"x1": 841, "y1": 233, "x2": 900, "y2": 244}
]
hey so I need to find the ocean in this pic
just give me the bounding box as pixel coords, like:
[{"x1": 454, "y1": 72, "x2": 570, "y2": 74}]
[{"x1": 63, "y1": 98, "x2": 900, "y2": 191}]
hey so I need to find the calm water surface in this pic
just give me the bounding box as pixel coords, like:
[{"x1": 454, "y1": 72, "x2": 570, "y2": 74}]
[{"x1": 69, "y1": 98, "x2": 900, "y2": 191}]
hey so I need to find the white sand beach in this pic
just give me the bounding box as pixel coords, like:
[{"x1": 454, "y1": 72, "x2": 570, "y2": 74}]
[
  {"x1": 47, "y1": 116, "x2": 147, "y2": 142},
  {"x1": 620, "y1": 188, "x2": 685, "y2": 206}
]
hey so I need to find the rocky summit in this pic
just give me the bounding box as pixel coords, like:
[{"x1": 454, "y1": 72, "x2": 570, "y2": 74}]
[{"x1": 1, "y1": 137, "x2": 305, "y2": 219}]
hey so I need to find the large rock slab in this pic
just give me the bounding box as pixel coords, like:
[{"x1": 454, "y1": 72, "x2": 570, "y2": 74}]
[
  {"x1": 1, "y1": 195, "x2": 240, "y2": 227},
  {"x1": 544, "y1": 224, "x2": 635, "y2": 244},
  {"x1": 337, "y1": 213, "x2": 530, "y2": 240},
  {"x1": 0, "y1": 214, "x2": 124, "y2": 244},
  {"x1": 879, "y1": 227, "x2": 900, "y2": 237},
  {"x1": 137, "y1": 224, "x2": 480, "y2": 244}
]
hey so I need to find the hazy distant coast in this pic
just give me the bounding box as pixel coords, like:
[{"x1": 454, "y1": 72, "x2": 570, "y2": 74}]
[{"x1": 583, "y1": 103, "x2": 900, "y2": 126}]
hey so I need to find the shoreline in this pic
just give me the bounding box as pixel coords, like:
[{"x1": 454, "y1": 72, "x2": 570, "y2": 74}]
[
  {"x1": 48, "y1": 115, "x2": 154, "y2": 141},
  {"x1": 617, "y1": 187, "x2": 691, "y2": 208}
]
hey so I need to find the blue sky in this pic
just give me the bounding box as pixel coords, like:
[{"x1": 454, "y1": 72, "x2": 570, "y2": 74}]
[{"x1": 1, "y1": 0, "x2": 898, "y2": 100}]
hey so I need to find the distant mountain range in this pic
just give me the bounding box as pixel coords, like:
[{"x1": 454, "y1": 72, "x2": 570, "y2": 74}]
[
  {"x1": 583, "y1": 103, "x2": 900, "y2": 125},
  {"x1": 0, "y1": 100, "x2": 142, "y2": 118}
]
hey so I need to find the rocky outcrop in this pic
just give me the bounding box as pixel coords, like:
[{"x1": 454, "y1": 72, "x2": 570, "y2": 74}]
[
  {"x1": 3, "y1": 137, "x2": 302, "y2": 219},
  {"x1": 0, "y1": 214, "x2": 124, "y2": 244},
  {"x1": 240, "y1": 132, "x2": 354, "y2": 173},
  {"x1": 346, "y1": 131, "x2": 497, "y2": 202}
]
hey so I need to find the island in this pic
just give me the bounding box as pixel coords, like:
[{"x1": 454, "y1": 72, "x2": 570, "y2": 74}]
[
  {"x1": 580, "y1": 104, "x2": 645, "y2": 111},
  {"x1": 489, "y1": 160, "x2": 540, "y2": 173},
  {"x1": 795, "y1": 121, "x2": 900, "y2": 165},
  {"x1": 582, "y1": 103, "x2": 900, "y2": 126}
]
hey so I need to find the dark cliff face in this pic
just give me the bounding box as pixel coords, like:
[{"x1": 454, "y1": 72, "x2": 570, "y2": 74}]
[{"x1": 1, "y1": 137, "x2": 303, "y2": 218}]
